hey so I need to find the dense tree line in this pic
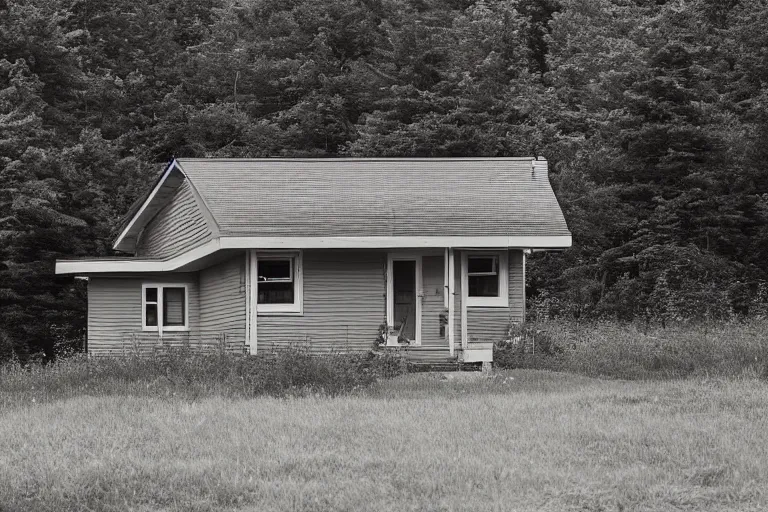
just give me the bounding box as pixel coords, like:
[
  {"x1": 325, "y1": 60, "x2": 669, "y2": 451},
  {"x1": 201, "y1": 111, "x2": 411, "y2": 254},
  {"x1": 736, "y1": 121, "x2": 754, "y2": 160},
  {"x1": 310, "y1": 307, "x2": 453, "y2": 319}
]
[{"x1": 1, "y1": 0, "x2": 767, "y2": 359}]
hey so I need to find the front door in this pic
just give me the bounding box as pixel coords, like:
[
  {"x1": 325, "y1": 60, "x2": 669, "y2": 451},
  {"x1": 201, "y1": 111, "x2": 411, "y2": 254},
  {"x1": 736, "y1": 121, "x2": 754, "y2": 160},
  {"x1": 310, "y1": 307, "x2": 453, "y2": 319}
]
[{"x1": 387, "y1": 255, "x2": 422, "y2": 345}]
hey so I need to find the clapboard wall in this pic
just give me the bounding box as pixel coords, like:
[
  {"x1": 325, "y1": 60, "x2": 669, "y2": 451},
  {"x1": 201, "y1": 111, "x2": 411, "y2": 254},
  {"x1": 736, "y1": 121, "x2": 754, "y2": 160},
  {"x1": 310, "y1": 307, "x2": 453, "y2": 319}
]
[
  {"x1": 465, "y1": 249, "x2": 524, "y2": 344},
  {"x1": 135, "y1": 179, "x2": 213, "y2": 259},
  {"x1": 256, "y1": 250, "x2": 385, "y2": 353},
  {"x1": 199, "y1": 255, "x2": 246, "y2": 341},
  {"x1": 87, "y1": 273, "x2": 200, "y2": 355}
]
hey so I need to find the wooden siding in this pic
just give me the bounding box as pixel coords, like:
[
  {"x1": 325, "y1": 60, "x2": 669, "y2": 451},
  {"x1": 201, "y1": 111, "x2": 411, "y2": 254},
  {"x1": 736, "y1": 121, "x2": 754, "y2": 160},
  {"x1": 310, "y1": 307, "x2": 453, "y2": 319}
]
[
  {"x1": 136, "y1": 179, "x2": 212, "y2": 258},
  {"x1": 421, "y1": 255, "x2": 445, "y2": 347},
  {"x1": 87, "y1": 273, "x2": 200, "y2": 356},
  {"x1": 465, "y1": 250, "x2": 524, "y2": 344},
  {"x1": 257, "y1": 250, "x2": 385, "y2": 353},
  {"x1": 199, "y1": 254, "x2": 246, "y2": 340}
]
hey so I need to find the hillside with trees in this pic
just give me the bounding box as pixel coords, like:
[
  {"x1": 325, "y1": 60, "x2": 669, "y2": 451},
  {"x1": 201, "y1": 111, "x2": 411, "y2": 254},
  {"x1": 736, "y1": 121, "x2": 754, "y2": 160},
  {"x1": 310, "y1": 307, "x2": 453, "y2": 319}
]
[{"x1": 2, "y1": 0, "x2": 767, "y2": 359}]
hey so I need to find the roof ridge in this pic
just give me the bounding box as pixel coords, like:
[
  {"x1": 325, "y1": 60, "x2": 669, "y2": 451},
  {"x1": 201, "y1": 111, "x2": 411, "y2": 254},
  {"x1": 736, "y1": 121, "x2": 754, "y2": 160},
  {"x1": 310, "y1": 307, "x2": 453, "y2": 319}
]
[{"x1": 175, "y1": 157, "x2": 538, "y2": 162}]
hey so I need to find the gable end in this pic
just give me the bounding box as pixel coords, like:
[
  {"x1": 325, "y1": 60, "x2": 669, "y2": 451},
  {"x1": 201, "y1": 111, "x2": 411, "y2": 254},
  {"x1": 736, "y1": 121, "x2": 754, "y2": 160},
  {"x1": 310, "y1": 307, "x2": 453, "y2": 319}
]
[{"x1": 135, "y1": 179, "x2": 216, "y2": 259}]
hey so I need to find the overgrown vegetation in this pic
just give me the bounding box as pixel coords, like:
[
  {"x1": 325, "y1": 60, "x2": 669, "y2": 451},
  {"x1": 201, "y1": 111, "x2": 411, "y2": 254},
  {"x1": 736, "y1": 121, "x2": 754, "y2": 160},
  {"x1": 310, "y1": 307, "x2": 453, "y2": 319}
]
[
  {"x1": 3, "y1": 0, "x2": 768, "y2": 360},
  {"x1": 495, "y1": 320, "x2": 768, "y2": 379},
  {"x1": 0, "y1": 348, "x2": 409, "y2": 408},
  {"x1": 2, "y1": 372, "x2": 767, "y2": 511}
]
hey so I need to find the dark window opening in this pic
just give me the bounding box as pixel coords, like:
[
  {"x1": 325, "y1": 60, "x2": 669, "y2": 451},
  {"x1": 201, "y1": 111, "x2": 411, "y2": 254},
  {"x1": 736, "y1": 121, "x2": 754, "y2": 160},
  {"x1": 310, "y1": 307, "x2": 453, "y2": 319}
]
[
  {"x1": 163, "y1": 287, "x2": 186, "y2": 326},
  {"x1": 468, "y1": 256, "x2": 499, "y2": 297},
  {"x1": 258, "y1": 258, "x2": 294, "y2": 304}
]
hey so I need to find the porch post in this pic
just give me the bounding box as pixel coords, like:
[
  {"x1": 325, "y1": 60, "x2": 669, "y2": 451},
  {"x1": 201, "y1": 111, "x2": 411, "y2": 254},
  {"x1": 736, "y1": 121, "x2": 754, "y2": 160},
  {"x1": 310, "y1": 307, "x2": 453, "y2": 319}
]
[
  {"x1": 522, "y1": 249, "x2": 528, "y2": 323},
  {"x1": 447, "y1": 248, "x2": 455, "y2": 357},
  {"x1": 247, "y1": 249, "x2": 258, "y2": 354},
  {"x1": 460, "y1": 251, "x2": 467, "y2": 350}
]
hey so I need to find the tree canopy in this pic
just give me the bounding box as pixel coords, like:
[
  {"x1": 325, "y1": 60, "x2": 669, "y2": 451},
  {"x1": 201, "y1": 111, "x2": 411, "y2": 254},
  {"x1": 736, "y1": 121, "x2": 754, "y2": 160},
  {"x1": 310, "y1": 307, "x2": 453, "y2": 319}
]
[{"x1": 2, "y1": 0, "x2": 767, "y2": 359}]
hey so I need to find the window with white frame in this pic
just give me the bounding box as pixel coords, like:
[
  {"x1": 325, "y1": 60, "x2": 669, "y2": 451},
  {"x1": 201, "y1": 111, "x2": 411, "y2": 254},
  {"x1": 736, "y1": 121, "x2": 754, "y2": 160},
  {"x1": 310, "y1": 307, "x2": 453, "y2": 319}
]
[
  {"x1": 464, "y1": 251, "x2": 508, "y2": 307},
  {"x1": 257, "y1": 253, "x2": 302, "y2": 314},
  {"x1": 142, "y1": 284, "x2": 189, "y2": 331}
]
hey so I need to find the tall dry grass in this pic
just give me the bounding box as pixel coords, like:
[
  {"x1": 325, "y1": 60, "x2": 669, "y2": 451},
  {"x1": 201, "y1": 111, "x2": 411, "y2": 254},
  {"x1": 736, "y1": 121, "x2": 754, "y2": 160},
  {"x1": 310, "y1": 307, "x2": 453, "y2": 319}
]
[
  {"x1": 0, "y1": 371, "x2": 765, "y2": 511},
  {"x1": 0, "y1": 348, "x2": 408, "y2": 409},
  {"x1": 495, "y1": 319, "x2": 768, "y2": 379}
]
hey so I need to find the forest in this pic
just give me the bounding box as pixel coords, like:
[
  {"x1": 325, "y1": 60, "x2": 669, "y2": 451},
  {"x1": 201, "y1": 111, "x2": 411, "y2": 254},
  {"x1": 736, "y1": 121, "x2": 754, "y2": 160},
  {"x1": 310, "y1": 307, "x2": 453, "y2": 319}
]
[{"x1": 1, "y1": 0, "x2": 767, "y2": 360}]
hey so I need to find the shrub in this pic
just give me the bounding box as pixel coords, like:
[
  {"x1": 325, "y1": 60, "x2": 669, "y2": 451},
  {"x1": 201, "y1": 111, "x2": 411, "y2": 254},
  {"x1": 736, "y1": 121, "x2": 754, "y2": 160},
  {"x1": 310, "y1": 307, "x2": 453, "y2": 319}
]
[
  {"x1": 0, "y1": 348, "x2": 409, "y2": 407},
  {"x1": 494, "y1": 320, "x2": 768, "y2": 380}
]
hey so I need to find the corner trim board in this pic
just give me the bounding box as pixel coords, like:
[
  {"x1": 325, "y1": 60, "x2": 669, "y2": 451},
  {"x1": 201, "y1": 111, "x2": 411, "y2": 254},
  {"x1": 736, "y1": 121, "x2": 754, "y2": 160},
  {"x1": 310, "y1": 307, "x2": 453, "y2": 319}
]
[{"x1": 248, "y1": 250, "x2": 258, "y2": 354}]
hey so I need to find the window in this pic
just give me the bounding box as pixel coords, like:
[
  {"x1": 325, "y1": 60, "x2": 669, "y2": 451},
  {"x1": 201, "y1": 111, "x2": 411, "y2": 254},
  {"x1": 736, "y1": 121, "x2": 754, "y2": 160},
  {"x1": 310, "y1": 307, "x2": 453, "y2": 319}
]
[
  {"x1": 463, "y1": 251, "x2": 508, "y2": 307},
  {"x1": 467, "y1": 255, "x2": 499, "y2": 297},
  {"x1": 142, "y1": 284, "x2": 188, "y2": 331},
  {"x1": 256, "y1": 253, "x2": 302, "y2": 314}
]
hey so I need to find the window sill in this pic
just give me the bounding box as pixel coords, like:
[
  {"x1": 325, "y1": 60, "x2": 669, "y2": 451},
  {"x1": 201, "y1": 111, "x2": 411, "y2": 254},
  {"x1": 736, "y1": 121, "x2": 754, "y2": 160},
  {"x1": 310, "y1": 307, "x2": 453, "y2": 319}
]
[
  {"x1": 466, "y1": 297, "x2": 508, "y2": 308},
  {"x1": 256, "y1": 310, "x2": 303, "y2": 317},
  {"x1": 141, "y1": 327, "x2": 190, "y2": 332}
]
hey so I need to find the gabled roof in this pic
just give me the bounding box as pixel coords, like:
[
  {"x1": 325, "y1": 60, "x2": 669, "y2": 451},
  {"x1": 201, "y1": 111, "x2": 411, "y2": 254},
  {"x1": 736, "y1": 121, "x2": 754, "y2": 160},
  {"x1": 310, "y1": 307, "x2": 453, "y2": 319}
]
[
  {"x1": 174, "y1": 157, "x2": 569, "y2": 238},
  {"x1": 59, "y1": 157, "x2": 571, "y2": 274},
  {"x1": 113, "y1": 157, "x2": 570, "y2": 252}
]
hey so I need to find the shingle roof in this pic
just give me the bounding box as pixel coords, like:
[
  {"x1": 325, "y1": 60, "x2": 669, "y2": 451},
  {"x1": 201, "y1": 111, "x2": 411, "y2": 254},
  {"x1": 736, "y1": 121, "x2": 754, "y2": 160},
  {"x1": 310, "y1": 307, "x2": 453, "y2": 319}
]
[{"x1": 174, "y1": 158, "x2": 570, "y2": 238}]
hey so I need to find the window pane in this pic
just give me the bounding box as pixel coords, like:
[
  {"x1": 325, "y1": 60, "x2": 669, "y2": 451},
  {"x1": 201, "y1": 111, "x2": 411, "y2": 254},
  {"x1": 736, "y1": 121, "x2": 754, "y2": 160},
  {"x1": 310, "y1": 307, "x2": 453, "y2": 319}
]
[
  {"x1": 163, "y1": 287, "x2": 185, "y2": 326},
  {"x1": 258, "y1": 282, "x2": 294, "y2": 304},
  {"x1": 259, "y1": 259, "x2": 292, "y2": 282},
  {"x1": 468, "y1": 256, "x2": 496, "y2": 275},
  {"x1": 468, "y1": 275, "x2": 499, "y2": 297},
  {"x1": 145, "y1": 304, "x2": 158, "y2": 326},
  {"x1": 145, "y1": 287, "x2": 158, "y2": 303}
]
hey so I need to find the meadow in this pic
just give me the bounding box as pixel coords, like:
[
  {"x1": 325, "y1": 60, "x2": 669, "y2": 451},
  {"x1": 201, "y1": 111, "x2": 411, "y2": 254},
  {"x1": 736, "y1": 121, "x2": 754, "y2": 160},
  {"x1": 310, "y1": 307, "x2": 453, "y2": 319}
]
[
  {"x1": 1, "y1": 370, "x2": 767, "y2": 511},
  {"x1": 1, "y1": 322, "x2": 767, "y2": 511}
]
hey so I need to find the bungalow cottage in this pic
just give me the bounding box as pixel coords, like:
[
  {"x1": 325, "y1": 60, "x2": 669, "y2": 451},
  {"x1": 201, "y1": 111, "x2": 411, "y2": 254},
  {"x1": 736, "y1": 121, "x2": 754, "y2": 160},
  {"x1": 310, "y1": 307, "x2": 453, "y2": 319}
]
[{"x1": 56, "y1": 158, "x2": 571, "y2": 364}]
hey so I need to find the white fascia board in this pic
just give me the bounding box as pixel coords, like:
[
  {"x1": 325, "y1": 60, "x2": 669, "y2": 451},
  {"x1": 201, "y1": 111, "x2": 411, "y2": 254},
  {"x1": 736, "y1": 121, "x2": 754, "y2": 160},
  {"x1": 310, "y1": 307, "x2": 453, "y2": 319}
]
[
  {"x1": 219, "y1": 235, "x2": 572, "y2": 249},
  {"x1": 112, "y1": 160, "x2": 180, "y2": 252},
  {"x1": 56, "y1": 235, "x2": 571, "y2": 275},
  {"x1": 56, "y1": 239, "x2": 220, "y2": 275}
]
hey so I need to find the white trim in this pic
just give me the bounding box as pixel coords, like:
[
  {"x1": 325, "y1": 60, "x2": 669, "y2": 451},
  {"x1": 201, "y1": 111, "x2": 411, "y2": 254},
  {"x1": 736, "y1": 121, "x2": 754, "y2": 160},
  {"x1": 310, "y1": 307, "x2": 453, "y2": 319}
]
[
  {"x1": 460, "y1": 251, "x2": 467, "y2": 349},
  {"x1": 255, "y1": 251, "x2": 303, "y2": 315},
  {"x1": 522, "y1": 251, "x2": 527, "y2": 323},
  {"x1": 462, "y1": 348, "x2": 493, "y2": 363},
  {"x1": 244, "y1": 251, "x2": 251, "y2": 351},
  {"x1": 248, "y1": 250, "x2": 258, "y2": 354},
  {"x1": 113, "y1": 160, "x2": 179, "y2": 251},
  {"x1": 56, "y1": 238, "x2": 222, "y2": 275},
  {"x1": 220, "y1": 235, "x2": 571, "y2": 250},
  {"x1": 386, "y1": 255, "x2": 393, "y2": 331},
  {"x1": 462, "y1": 251, "x2": 509, "y2": 308},
  {"x1": 141, "y1": 283, "x2": 190, "y2": 335},
  {"x1": 447, "y1": 248, "x2": 455, "y2": 357},
  {"x1": 56, "y1": 235, "x2": 570, "y2": 275},
  {"x1": 443, "y1": 248, "x2": 449, "y2": 309},
  {"x1": 386, "y1": 253, "x2": 422, "y2": 347}
]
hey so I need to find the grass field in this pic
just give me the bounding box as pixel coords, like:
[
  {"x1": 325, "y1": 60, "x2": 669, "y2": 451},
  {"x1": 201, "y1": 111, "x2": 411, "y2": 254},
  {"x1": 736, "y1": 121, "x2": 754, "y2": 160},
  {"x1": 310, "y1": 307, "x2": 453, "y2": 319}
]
[{"x1": 1, "y1": 370, "x2": 766, "y2": 512}]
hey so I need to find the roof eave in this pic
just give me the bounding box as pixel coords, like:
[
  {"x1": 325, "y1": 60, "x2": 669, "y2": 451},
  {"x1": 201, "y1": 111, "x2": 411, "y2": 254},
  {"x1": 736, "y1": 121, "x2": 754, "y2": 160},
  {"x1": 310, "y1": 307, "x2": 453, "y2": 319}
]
[{"x1": 56, "y1": 235, "x2": 571, "y2": 275}]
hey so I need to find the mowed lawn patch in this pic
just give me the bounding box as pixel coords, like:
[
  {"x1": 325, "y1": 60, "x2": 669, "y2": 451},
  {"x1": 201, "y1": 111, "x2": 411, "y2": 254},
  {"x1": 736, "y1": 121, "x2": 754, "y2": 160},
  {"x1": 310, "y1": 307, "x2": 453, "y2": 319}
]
[{"x1": 1, "y1": 371, "x2": 766, "y2": 512}]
